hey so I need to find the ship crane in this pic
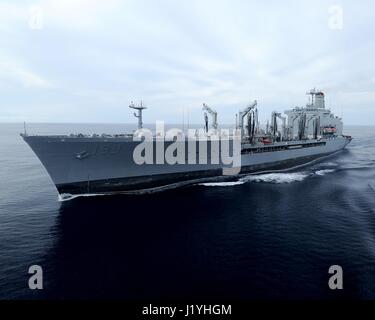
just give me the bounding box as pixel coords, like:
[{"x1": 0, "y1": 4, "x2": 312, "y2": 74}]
[
  {"x1": 289, "y1": 114, "x2": 299, "y2": 139},
  {"x1": 202, "y1": 103, "x2": 218, "y2": 133},
  {"x1": 271, "y1": 112, "x2": 287, "y2": 141},
  {"x1": 306, "y1": 114, "x2": 320, "y2": 139},
  {"x1": 254, "y1": 108, "x2": 259, "y2": 134},
  {"x1": 238, "y1": 100, "x2": 257, "y2": 141},
  {"x1": 297, "y1": 112, "x2": 307, "y2": 140},
  {"x1": 289, "y1": 112, "x2": 303, "y2": 139},
  {"x1": 129, "y1": 101, "x2": 147, "y2": 130}
]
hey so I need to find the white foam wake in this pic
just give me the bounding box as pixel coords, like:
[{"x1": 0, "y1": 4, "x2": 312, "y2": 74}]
[
  {"x1": 313, "y1": 162, "x2": 338, "y2": 169},
  {"x1": 199, "y1": 172, "x2": 310, "y2": 187},
  {"x1": 315, "y1": 169, "x2": 335, "y2": 176},
  {"x1": 241, "y1": 172, "x2": 309, "y2": 184},
  {"x1": 58, "y1": 193, "x2": 106, "y2": 202},
  {"x1": 322, "y1": 162, "x2": 338, "y2": 167},
  {"x1": 199, "y1": 181, "x2": 244, "y2": 187}
]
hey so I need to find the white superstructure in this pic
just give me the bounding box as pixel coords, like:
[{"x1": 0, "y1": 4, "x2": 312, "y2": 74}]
[{"x1": 284, "y1": 89, "x2": 343, "y2": 139}]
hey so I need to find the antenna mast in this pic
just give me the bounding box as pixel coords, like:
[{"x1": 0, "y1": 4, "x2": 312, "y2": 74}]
[{"x1": 129, "y1": 101, "x2": 147, "y2": 130}]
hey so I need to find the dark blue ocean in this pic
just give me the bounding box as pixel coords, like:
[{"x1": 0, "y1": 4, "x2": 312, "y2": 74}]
[{"x1": 1, "y1": 123, "x2": 375, "y2": 300}]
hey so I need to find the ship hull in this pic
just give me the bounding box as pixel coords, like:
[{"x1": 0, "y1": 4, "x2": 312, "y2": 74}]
[
  {"x1": 55, "y1": 152, "x2": 336, "y2": 195},
  {"x1": 23, "y1": 135, "x2": 351, "y2": 196}
]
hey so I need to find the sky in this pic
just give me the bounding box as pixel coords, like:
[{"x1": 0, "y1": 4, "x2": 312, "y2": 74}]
[{"x1": 0, "y1": 0, "x2": 374, "y2": 125}]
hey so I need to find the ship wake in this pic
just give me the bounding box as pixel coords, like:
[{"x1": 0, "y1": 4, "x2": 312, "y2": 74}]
[
  {"x1": 58, "y1": 193, "x2": 106, "y2": 202},
  {"x1": 58, "y1": 166, "x2": 337, "y2": 201},
  {"x1": 199, "y1": 167, "x2": 337, "y2": 187},
  {"x1": 315, "y1": 169, "x2": 336, "y2": 176},
  {"x1": 198, "y1": 172, "x2": 310, "y2": 187},
  {"x1": 199, "y1": 181, "x2": 245, "y2": 187},
  {"x1": 241, "y1": 172, "x2": 309, "y2": 184}
]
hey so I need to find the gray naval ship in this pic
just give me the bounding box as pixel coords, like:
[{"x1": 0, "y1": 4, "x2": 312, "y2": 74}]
[{"x1": 22, "y1": 89, "x2": 352, "y2": 198}]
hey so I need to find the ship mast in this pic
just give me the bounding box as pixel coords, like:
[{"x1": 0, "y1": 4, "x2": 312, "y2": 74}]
[
  {"x1": 307, "y1": 88, "x2": 316, "y2": 106},
  {"x1": 129, "y1": 101, "x2": 147, "y2": 130}
]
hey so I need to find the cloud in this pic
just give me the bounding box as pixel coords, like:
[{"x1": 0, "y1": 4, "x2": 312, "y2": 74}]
[
  {"x1": 0, "y1": 0, "x2": 374, "y2": 124},
  {"x1": 0, "y1": 58, "x2": 51, "y2": 88}
]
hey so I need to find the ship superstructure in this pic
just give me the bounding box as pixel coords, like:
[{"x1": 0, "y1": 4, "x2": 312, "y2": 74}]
[
  {"x1": 22, "y1": 89, "x2": 352, "y2": 197},
  {"x1": 284, "y1": 89, "x2": 343, "y2": 139},
  {"x1": 237, "y1": 89, "x2": 344, "y2": 145}
]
